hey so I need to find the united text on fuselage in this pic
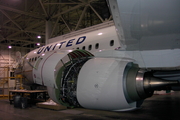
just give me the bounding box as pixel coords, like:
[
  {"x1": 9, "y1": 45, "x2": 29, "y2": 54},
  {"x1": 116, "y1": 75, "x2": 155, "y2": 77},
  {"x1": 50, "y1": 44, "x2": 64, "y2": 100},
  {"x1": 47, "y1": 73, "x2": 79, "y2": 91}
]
[{"x1": 37, "y1": 36, "x2": 86, "y2": 54}]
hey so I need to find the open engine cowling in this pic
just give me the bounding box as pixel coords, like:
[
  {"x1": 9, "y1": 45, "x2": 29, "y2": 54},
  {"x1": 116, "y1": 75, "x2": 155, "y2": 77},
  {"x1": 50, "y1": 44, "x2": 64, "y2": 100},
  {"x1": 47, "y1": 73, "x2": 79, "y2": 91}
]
[
  {"x1": 33, "y1": 50, "x2": 179, "y2": 111},
  {"x1": 33, "y1": 50, "x2": 93, "y2": 107}
]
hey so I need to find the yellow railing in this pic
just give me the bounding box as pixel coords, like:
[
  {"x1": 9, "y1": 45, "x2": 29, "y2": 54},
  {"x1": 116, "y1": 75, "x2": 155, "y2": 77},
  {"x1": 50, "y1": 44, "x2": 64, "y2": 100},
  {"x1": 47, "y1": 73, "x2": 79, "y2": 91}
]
[{"x1": 0, "y1": 75, "x2": 24, "y2": 99}]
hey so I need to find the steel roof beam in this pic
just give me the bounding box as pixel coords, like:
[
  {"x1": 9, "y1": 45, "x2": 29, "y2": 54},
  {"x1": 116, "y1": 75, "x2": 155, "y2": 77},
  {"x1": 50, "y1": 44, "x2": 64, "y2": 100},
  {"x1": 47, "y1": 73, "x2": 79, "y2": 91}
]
[
  {"x1": 89, "y1": 4, "x2": 104, "y2": 22},
  {"x1": 39, "y1": 0, "x2": 48, "y2": 18},
  {"x1": 0, "y1": 10, "x2": 23, "y2": 30},
  {"x1": 75, "y1": 5, "x2": 88, "y2": 30},
  {"x1": 0, "y1": 5, "x2": 44, "y2": 19}
]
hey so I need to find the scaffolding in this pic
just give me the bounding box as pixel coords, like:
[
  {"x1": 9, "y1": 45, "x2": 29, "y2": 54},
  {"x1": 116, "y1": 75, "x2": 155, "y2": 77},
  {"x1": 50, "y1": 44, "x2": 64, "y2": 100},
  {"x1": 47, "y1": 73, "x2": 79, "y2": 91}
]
[
  {"x1": 0, "y1": 66, "x2": 23, "y2": 99},
  {"x1": 0, "y1": 67, "x2": 9, "y2": 99}
]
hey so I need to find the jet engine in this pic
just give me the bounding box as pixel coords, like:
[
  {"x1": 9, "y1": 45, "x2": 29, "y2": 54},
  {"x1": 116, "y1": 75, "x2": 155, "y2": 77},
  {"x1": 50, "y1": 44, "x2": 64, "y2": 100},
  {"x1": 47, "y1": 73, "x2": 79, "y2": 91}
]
[{"x1": 32, "y1": 50, "x2": 178, "y2": 111}]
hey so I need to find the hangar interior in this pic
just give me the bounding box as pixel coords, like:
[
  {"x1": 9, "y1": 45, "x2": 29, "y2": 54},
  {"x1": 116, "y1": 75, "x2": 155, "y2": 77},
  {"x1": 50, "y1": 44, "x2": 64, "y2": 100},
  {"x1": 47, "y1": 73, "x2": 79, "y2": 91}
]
[
  {"x1": 0, "y1": 0, "x2": 112, "y2": 96},
  {"x1": 0, "y1": 0, "x2": 180, "y2": 119}
]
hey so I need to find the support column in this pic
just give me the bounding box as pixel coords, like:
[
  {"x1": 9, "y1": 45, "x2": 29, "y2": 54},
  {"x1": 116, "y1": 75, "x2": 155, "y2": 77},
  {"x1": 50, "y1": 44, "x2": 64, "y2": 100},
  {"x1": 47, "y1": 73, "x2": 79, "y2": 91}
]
[{"x1": 45, "y1": 20, "x2": 52, "y2": 45}]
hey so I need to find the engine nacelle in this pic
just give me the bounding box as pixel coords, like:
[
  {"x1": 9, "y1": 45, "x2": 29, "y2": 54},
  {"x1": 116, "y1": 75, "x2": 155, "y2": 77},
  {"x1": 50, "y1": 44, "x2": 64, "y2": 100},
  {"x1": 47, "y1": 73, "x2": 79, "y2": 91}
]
[
  {"x1": 32, "y1": 50, "x2": 179, "y2": 111},
  {"x1": 77, "y1": 57, "x2": 139, "y2": 111}
]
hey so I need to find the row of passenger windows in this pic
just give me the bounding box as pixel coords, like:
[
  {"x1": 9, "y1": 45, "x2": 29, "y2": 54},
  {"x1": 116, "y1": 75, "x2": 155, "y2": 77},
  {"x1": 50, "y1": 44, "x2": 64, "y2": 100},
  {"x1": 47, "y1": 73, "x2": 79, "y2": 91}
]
[
  {"x1": 77, "y1": 40, "x2": 114, "y2": 51},
  {"x1": 77, "y1": 43, "x2": 99, "y2": 51},
  {"x1": 28, "y1": 40, "x2": 115, "y2": 63},
  {"x1": 29, "y1": 56, "x2": 40, "y2": 63}
]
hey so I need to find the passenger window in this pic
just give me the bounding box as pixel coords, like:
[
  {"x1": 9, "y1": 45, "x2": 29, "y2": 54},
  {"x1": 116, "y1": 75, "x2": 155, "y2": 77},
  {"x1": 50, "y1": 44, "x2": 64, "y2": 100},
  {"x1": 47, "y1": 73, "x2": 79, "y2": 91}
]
[
  {"x1": 29, "y1": 58, "x2": 31, "y2": 62},
  {"x1": 88, "y1": 45, "x2": 92, "y2": 50},
  {"x1": 35, "y1": 57, "x2": 37, "y2": 61},
  {"x1": 82, "y1": 46, "x2": 86, "y2": 50},
  {"x1": 77, "y1": 47, "x2": 79, "y2": 49},
  {"x1": 95, "y1": 43, "x2": 99, "y2": 49},
  {"x1": 110, "y1": 40, "x2": 114, "y2": 46},
  {"x1": 32, "y1": 58, "x2": 34, "y2": 62}
]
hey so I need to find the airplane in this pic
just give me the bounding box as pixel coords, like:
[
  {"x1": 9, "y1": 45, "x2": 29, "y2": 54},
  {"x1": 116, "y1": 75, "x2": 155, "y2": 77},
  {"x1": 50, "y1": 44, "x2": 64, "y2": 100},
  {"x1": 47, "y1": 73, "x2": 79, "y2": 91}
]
[{"x1": 15, "y1": 0, "x2": 180, "y2": 111}]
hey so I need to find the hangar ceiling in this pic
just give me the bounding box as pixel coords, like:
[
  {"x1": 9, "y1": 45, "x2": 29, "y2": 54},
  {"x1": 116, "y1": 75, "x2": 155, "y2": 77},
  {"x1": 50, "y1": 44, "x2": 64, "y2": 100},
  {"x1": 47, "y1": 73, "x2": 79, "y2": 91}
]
[{"x1": 0, "y1": 0, "x2": 112, "y2": 50}]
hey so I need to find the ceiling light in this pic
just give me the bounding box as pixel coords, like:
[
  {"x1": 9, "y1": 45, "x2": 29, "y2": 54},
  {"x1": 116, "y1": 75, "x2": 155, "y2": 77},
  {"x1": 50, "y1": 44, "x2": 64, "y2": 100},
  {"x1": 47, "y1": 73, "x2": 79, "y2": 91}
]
[{"x1": 37, "y1": 35, "x2": 41, "y2": 39}]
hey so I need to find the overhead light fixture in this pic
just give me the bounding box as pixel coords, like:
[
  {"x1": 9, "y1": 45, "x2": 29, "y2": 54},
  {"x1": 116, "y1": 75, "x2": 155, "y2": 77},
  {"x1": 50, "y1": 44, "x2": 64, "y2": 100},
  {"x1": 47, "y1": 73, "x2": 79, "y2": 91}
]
[
  {"x1": 8, "y1": 46, "x2": 12, "y2": 49},
  {"x1": 37, "y1": 43, "x2": 40, "y2": 46},
  {"x1": 37, "y1": 35, "x2": 41, "y2": 39}
]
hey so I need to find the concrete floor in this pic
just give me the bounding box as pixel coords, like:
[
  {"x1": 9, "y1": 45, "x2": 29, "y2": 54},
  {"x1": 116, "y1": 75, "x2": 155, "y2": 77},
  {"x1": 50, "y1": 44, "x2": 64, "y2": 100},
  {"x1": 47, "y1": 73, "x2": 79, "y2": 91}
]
[{"x1": 0, "y1": 91, "x2": 180, "y2": 120}]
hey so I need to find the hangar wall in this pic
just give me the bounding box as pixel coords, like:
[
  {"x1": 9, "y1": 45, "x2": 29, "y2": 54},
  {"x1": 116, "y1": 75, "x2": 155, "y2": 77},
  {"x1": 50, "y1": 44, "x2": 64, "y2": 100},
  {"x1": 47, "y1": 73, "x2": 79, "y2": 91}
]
[{"x1": 0, "y1": 47, "x2": 29, "y2": 95}]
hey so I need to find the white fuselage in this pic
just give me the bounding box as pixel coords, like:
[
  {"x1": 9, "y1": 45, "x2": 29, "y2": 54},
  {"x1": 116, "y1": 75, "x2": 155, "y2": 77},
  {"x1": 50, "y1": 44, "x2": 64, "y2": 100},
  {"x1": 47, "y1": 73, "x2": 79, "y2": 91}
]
[
  {"x1": 22, "y1": 26, "x2": 120, "y2": 83},
  {"x1": 27, "y1": 26, "x2": 120, "y2": 60}
]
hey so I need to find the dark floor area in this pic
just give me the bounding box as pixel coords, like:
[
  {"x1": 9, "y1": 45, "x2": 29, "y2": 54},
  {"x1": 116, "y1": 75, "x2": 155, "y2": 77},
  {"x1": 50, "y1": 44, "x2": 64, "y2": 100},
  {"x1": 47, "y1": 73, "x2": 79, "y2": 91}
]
[{"x1": 0, "y1": 91, "x2": 180, "y2": 120}]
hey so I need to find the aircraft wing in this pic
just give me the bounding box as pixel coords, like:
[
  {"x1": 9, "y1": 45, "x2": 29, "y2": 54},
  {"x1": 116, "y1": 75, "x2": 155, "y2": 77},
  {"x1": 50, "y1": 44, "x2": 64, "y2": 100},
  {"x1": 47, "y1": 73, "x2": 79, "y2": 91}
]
[
  {"x1": 108, "y1": 0, "x2": 180, "y2": 51},
  {"x1": 107, "y1": 0, "x2": 180, "y2": 69}
]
